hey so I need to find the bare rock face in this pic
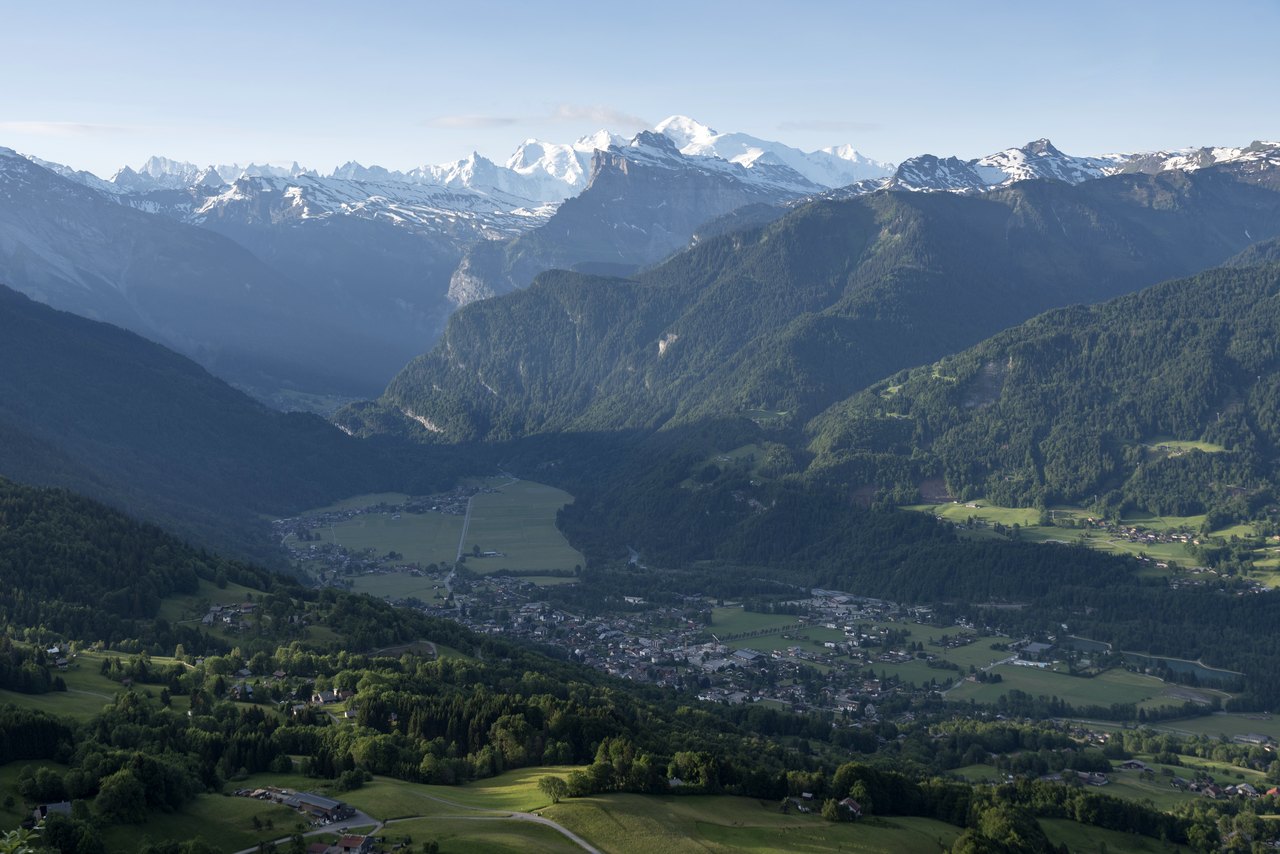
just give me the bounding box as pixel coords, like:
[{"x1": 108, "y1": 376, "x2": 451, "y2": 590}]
[
  {"x1": 444, "y1": 132, "x2": 821, "y2": 303},
  {"x1": 447, "y1": 245, "x2": 503, "y2": 306}
]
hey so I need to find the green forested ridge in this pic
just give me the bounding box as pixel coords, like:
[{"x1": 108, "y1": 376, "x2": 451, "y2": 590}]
[
  {"x1": 805, "y1": 262, "x2": 1280, "y2": 521},
  {"x1": 0, "y1": 285, "x2": 470, "y2": 564},
  {"x1": 0, "y1": 476, "x2": 271, "y2": 652},
  {"x1": 351, "y1": 166, "x2": 1280, "y2": 443}
]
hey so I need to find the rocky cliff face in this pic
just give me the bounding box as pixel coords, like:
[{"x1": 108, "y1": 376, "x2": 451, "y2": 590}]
[{"x1": 447, "y1": 132, "x2": 820, "y2": 306}]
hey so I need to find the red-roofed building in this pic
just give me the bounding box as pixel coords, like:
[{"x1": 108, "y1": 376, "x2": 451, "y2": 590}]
[{"x1": 338, "y1": 836, "x2": 373, "y2": 854}]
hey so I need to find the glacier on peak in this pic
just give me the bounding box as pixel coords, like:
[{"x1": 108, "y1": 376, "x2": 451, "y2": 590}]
[
  {"x1": 653, "y1": 114, "x2": 894, "y2": 188},
  {"x1": 504, "y1": 130, "x2": 625, "y2": 202}
]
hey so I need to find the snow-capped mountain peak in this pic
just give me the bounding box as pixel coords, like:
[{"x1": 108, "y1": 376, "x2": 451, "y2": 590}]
[
  {"x1": 504, "y1": 130, "x2": 626, "y2": 202},
  {"x1": 653, "y1": 115, "x2": 719, "y2": 149},
  {"x1": 138, "y1": 155, "x2": 201, "y2": 185},
  {"x1": 972, "y1": 138, "x2": 1118, "y2": 187},
  {"x1": 653, "y1": 114, "x2": 893, "y2": 188}
]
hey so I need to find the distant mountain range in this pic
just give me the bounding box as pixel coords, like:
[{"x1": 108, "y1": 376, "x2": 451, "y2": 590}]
[
  {"x1": 344, "y1": 154, "x2": 1280, "y2": 444},
  {"x1": 3, "y1": 119, "x2": 1278, "y2": 406},
  {"x1": 0, "y1": 117, "x2": 888, "y2": 403}
]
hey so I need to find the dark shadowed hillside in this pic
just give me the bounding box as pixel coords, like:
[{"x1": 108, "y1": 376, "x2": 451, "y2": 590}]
[{"x1": 0, "y1": 285, "x2": 466, "y2": 563}]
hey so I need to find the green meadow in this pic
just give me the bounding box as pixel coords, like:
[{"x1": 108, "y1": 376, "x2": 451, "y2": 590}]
[
  {"x1": 302, "y1": 478, "x2": 584, "y2": 586},
  {"x1": 544, "y1": 794, "x2": 963, "y2": 854},
  {"x1": 1039, "y1": 817, "x2": 1190, "y2": 852},
  {"x1": 0, "y1": 650, "x2": 190, "y2": 722},
  {"x1": 300, "y1": 507, "x2": 462, "y2": 569},
  {"x1": 100, "y1": 794, "x2": 300, "y2": 853},
  {"x1": 948, "y1": 665, "x2": 1176, "y2": 710},
  {"x1": 1152, "y1": 712, "x2": 1280, "y2": 741},
  {"x1": 385, "y1": 816, "x2": 582, "y2": 853},
  {"x1": 462, "y1": 479, "x2": 585, "y2": 574}
]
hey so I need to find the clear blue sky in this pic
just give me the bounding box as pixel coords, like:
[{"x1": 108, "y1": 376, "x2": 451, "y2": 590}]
[{"x1": 2, "y1": 0, "x2": 1277, "y2": 177}]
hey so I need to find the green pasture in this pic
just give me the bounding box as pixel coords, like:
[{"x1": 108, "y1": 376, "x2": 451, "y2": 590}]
[
  {"x1": 1141, "y1": 437, "x2": 1226, "y2": 456},
  {"x1": 877, "y1": 659, "x2": 961, "y2": 689},
  {"x1": 386, "y1": 816, "x2": 582, "y2": 853},
  {"x1": 299, "y1": 508, "x2": 462, "y2": 568},
  {"x1": 158, "y1": 577, "x2": 261, "y2": 624},
  {"x1": 100, "y1": 793, "x2": 299, "y2": 853},
  {"x1": 710, "y1": 607, "x2": 805, "y2": 636},
  {"x1": 0, "y1": 652, "x2": 145, "y2": 722},
  {"x1": 1152, "y1": 713, "x2": 1280, "y2": 741},
  {"x1": 544, "y1": 794, "x2": 963, "y2": 853},
  {"x1": 1101, "y1": 772, "x2": 1197, "y2": 811},
  {"x1": 236, "y1": 766, "x2": 583, "y2": 822},
  {"x1": 462, "y1": 480, "x2": 585, "y2": 574},
  {"x1": 1162, "y1": 754, "x2": 1267, "y2": 786},
  {"x1": 905, "y1": 500, "x2": 1217, "y2": 567},
  {"x1": 349, "y1": 571, "x2": 450, "y2": 602},
  {"x1": 1040, "y1": 817, "x2": 1189, "y2": 852},
  {"x1": 0, "y1": 685, "x2": 114, "y2": 722},
  {"x1": 421, "y1": 765, "x2": 584, "y2": 812},
  {"x1": 920, "y1": 637, "x2": 1011, "y2": 670},
  {"x1": 907, "y1": 501, "x2": 1041, "y2": 528},
  {"x1": 948, "y1": 666, "x2": 1172, "y2": 711},
  {"x1": 946, "y1": 764, "x2": 1003, "y2": 783}
]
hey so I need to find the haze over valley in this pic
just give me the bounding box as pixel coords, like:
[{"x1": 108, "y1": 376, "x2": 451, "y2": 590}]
[{"x1": 3, "y1": 3, "x2": 1280, "y2": 853}]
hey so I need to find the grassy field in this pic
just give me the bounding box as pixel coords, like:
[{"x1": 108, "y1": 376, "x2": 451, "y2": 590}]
[
  {"x1": 1097, "y1": 772, "x2": 1194, "y2": 811},
  {"x1": 100, "y1": 793, "x2": 300, "y2": 853},
  {"x1": 0, "y1": 651, "x2": 142, "y2": 721},
  {"x1": 1040, "y1": 817, "x2": 1189, "y2": 852},
  {"x1": 947, "y1": 764, "x2": 1003, "y2": 782},
  {"x1": 711, "y1": 607, "x2": 1014, "y2": 689},
  {"x1": 545, "y1": 794, "x2": 962, "y2": 854},
  {"x1": 908, "y1": 500, "x2": 1209, "y2": 565},
  {"x1": 907, "y1": 501, "x2": 1042, "y2": 528},
  {"x1": 157, "y1": 577, "x2": 261, "y2": 624},
  {"x1": 386, "y1": 816, "x2": 582, "y2": 853},
  {"x1": 709, "y1": 607, "x2": 804, "y2": 636},
  {"x1": 421, "y1": 766, "x2": 583, "y2": 812},
  {"x1": 0, "y1": 649, "x2": 225, "y2": 722},
  {"x1": 301, "y1": 508, "x2": 462, "y2": 569},
  {"x1": 462, "y1": 479, "x2": 585, "y2": 574},
  {"x1": 349, "y1": 571, "x2": 450, "y2": 602},
  {"x1": 1152, "y1": 712, "x2": 1280, "y2": 741},
  {"x1": 1142, "y1": 437, "x2": 1226, "y2": 455},
  {"x1": 948, "y1": 666, "x2": 1172, "y2": 710},
  {"x1": 235, "y1": 765, "x2": 582, "y2": 821},
  {"x1": 302, "y1": 479, "x2": 584, "y2": 582}
]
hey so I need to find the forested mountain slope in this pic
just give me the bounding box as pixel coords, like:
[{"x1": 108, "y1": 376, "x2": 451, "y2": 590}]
[
  {"x1": 354, "y1": 165, "x2": 1280, "y2": 443},
  {"x1": 0, "y1": 286, "x2": 465, "y2": 563},
  {"x1": 805, "y1": 260, "x2": 1280, "y2": 521}
]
